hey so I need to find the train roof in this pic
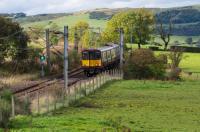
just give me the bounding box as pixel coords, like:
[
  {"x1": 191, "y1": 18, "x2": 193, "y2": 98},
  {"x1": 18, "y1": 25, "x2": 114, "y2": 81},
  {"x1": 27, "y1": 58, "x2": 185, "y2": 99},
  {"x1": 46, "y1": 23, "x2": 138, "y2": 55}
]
[
  {"x1": 82, "y1": 43, "x2": 119, "y2": 52},
  {"x1": 97, "y1": 43, "x2": 119, "y2": 52}
]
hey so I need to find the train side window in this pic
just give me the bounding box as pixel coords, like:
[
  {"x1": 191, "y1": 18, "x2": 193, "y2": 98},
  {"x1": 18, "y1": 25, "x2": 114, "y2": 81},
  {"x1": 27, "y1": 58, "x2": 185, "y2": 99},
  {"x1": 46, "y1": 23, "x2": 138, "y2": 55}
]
[
  {"x1": 82, "y1": 51, "x2": 89, "y2": 60},
  {"x1": 103, "y1": 51, "x2": 107, "y2": 62},
  {"x1": 107, "y1": 50, "x2": 111, "y2": 61},
  {"x1": 111, "y1": 49, "x2": 115, "y2": 59},
  {"x1": 95, "y1": 51, "x2": 101, "y2": 60}
]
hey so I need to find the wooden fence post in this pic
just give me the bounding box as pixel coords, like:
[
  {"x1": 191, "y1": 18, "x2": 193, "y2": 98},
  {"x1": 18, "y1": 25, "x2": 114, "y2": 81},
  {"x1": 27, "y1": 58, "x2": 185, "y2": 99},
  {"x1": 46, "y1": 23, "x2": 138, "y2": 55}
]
[
  {"x1": 99, "y1": 74, "x2": 102, "y2": 87},
  {"x1": 79, "y1": 81, "x2": 81, "y2": 98},
  {"x1": 37, "y1": 91, "x2": 40, "y2": 114},
  {"x1": 11, "y1": 95, "x2": 15, "y2": 117},
  {"x1": 84, "y1": 80, "x2": 87, "y2": 96},
  {"x1": 62, "y1": 87, "x2": 65, "y2": 107},
  {"x1": 74, "y1": 83, "x2": 77, "y2": 101},
  {"x1": 93, "y1": 77, "x2": 95, "y2": 93},
  {"x1": 47, "y1": 90, "x2": 49, "y2": 113},
  {"x1": 103, "y1": 72, "x2": 105, "y2": 84}
]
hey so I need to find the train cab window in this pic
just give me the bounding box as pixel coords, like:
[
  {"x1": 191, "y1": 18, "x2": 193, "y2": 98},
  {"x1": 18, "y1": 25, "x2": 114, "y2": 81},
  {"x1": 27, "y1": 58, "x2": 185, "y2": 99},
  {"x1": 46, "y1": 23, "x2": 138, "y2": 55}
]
[
  {"x1": 82, "y1": 51, "x2": 89, "y2": 60},
  {"x1": 89, "y1": 51, "x2": 101, "y2": 60}
]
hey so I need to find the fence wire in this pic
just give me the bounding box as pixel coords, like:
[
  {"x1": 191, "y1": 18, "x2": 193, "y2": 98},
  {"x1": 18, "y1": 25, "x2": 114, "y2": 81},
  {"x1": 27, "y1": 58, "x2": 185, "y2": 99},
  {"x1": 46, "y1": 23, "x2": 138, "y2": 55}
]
[{"x1": 11, "y1": 69, "x2": 123, "y2": 116}]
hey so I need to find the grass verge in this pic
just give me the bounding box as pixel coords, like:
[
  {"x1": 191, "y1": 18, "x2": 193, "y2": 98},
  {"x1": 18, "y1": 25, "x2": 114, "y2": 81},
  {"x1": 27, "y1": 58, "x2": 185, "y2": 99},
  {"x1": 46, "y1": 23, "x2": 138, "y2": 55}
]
[{"x1": 5, "y1": 80, "x2": 200, "y2": 131}]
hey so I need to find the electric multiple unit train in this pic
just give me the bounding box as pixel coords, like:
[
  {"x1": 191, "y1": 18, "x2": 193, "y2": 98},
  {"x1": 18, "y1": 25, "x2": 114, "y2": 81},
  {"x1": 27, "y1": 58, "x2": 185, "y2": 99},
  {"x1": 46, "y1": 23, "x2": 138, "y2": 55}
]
[{"x1": 81, "y1": 43, "x2": 120, "y2": 76}]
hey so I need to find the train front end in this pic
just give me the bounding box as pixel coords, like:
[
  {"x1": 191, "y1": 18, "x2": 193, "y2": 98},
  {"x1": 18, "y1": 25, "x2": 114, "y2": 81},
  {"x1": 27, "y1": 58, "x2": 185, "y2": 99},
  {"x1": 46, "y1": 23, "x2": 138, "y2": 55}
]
[{"x1": 81, "y1": 49, "x2": 102, "y2": 76}]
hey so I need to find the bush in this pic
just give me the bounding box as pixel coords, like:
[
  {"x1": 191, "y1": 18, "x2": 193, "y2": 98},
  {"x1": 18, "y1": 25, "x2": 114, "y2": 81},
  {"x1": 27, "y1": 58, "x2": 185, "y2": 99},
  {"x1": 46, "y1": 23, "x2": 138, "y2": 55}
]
[
  {"x1": 50, "y1": 50, "x2": 81, "y2": 74},
  {"x1": 0, "y1": 86, "x2": 31, "y2": 130},
  {"x1": 170, "y1": 46, "x2": 200, "y2": 53},
  {"x1": 0, "y1": 88, "x2": 12, "y2": 129},
  {"x1": 149, "y1": 46, "x2": 159, "y2": 51},
  {"x1": 167, "y1": 48, "x2": 185, "y2": 80},
  {"x1": 124, "y1": 49, "x2": 166, "y2": 79},
  {"x1": 69, "y1": 50, "x2": 81, "y2": 70}
]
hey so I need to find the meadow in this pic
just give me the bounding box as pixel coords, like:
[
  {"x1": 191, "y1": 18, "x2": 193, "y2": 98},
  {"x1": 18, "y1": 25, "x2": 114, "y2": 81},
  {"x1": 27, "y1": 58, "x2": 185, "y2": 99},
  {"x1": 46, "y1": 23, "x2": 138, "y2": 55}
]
[
  {"x1": 1, "y1": 48, "x2": 200, "y2": 131},
  {"x1": 6, "y1": 79, "x2": 200, "y2": 131},
  {"x1": 22, "y1": 13, "x2": 107, "y2": 30}
]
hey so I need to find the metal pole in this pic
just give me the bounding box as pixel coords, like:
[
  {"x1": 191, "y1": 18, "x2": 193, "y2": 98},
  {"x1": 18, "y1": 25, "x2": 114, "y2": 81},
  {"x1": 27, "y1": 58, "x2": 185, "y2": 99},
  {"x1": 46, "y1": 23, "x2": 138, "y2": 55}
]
[
  {"x1": 45, "y1": 29, "x2": 51, "y2": 72},
  {"x1": 120, "y1": 28, "x2": 124, "y2": 69},
  {"x1": 64, "y1": 26, "x2": 69, "y2": 94},
  {"x1": 41, "y1": 64, "x2": 45, "y2": 77}
]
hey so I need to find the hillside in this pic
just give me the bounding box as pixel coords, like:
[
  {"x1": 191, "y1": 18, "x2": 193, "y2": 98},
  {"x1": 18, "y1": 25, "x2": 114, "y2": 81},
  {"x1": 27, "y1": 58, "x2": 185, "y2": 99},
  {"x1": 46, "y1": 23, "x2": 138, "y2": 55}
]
[
  {"x1": 21, "y1": 13, "x2": 107, "y2": 30},
  {"x1": 7, "y1": 4, "x2": 200, "y2": 36}
]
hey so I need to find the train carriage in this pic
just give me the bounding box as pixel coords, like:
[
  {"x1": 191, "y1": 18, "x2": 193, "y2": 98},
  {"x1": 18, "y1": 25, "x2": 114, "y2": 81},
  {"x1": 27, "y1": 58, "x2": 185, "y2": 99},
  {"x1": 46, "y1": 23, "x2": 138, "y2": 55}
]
[{"x1": 81, "y1": 43, "x2": 120, "y2": 76}]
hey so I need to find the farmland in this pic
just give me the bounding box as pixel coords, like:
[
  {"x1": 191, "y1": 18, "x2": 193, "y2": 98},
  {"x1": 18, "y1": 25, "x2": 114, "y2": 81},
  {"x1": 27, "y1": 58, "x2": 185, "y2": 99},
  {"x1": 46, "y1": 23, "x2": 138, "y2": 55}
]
[
  {"x1": 1, "y1": 4, "x2": 200, "y2": 132},
  {"x1": 3, "y1": 48, "x2": 200, "y2": 132},
  {"x1": 7, "y1": 79, "x2": 200, "y2": 131},
  {"x1": 22, "y1": 13, "x2": 107, "y2": 30}
]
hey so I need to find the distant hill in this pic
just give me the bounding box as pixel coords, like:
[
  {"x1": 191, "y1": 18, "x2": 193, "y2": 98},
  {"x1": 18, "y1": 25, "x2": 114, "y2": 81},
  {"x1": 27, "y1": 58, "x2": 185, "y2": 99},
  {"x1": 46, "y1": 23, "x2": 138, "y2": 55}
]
[
  {"x1": 15, "y1": 13, "x2": 72, "y2": 24},
  {"x1": 2, "y1": 4, "x2": 200, "y2": 36},
  {"x1": 0, "y1": 13, "x2": 26, "y2": 18}
]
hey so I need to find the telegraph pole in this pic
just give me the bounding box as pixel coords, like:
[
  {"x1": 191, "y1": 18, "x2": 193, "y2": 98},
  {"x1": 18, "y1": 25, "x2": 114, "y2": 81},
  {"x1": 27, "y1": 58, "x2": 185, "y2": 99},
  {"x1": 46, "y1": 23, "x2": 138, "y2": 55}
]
[
  {"x1": 120, "y1": 28, "x2": 124, "y2": 69},
  {"x1": 74, "y1": 27, "x2": 78, "y2": 51},
  {"x1": 45, "y1": 29, "x2": 51, "y2": 72},
  {"x1": 64, "y1": 26, "x2": 69, "y2": 93}
]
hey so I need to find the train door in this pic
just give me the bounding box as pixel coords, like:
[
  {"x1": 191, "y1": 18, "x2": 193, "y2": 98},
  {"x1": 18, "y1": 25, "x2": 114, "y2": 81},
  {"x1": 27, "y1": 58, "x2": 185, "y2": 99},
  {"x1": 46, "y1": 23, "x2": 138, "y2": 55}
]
[
  {"x1": 82, "y1": 51, "x2": 89, "y2": 67},
  {"x1": 89, "y1": 50, "x2": 101, "y2": 67}
]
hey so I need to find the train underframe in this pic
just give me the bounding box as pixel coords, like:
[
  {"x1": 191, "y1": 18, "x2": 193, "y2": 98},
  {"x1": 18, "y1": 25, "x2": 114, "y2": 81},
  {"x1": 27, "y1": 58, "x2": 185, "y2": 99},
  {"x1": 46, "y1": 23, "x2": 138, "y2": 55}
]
[{"x1": 83, "y1": 60, "x2": 120, "y2": 77}]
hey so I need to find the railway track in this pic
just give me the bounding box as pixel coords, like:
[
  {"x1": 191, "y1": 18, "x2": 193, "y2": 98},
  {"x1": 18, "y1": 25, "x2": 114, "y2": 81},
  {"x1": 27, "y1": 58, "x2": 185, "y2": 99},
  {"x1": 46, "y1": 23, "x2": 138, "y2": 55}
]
[{"x1": 13, "y1": 68, "x2": 84, "y2": 96}]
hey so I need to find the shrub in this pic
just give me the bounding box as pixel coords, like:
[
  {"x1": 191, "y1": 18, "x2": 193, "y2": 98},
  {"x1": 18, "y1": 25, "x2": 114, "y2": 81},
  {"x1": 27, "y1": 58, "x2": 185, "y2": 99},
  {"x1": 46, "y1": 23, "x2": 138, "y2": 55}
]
[
  {"x1": 167, "y1": 48, "x2": 185, "y2": 80},
  {"x1": 0, "y1": 85, "x2": 31, "y2": 131},
  {"x1": 69, "y1": 50, "x2": 81, "y2": 70},
  {"x1": 168, "y1": 48, "x2": 184, "y2": 69},
  {"x1": 124, "y1": 49, "x2": 166, "y2": 79},
  {"x1": 0, "y1": 88, "x2": 12, "y2": 129},
  {"x1": 149, "y1": 46, "x2": 159, "y2": 51}
]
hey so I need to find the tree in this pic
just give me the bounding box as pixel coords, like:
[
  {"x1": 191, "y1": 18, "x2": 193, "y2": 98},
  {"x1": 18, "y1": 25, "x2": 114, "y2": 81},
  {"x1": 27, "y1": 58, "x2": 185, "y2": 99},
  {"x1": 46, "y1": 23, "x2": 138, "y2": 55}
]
[
  {"x1": 196, "y1": 39, "x2": 200, "y2": 47},
  {"x1": 102, "y1": 9, "x2": 154, "y2": 49},
  {"x1": 70, "y1": 21, "x2": 89, "y2": 50},
  {"x1": 185, "y1": 37, "x2": 193, "y2": 45},
  {"x1": 81, "y1": 30, "x2": 102, "y2": 48},
  {"x1": 48, "y1": 22, "x2": 60, "y2": 45},
  {"x1": 0, "y1": 16, "x2": 29, "y2": 62},
  {"x1": 174, "y1": 41, "x2": 180, "y2": 46},
  {"x1": 156, "y1": 11, "x2": 173, "y2": 50},
  {"x1": 134, "y1": 9, "x2": 155, "y2": 49},
  {"x1": 167, "y1": 48, "x2": 185, "y2": 80}
]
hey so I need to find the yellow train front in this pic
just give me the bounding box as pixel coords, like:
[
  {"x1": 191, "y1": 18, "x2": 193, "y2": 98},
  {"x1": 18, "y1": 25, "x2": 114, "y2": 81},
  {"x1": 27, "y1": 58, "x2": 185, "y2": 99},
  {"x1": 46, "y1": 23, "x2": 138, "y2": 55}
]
[{"x1": 81, "y1": 43, "x2": 120, "y2": 76}]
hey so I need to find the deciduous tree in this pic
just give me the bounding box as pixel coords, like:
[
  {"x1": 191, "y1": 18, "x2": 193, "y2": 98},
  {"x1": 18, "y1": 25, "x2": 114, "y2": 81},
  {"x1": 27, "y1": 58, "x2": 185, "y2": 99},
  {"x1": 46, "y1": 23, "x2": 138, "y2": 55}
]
[
  {"x1": 102, "y1": 9, "x2": 154, "y2": 49},
  {"x1": 156, "y1": 11, "x2": 173, "y2": 50},
  {"x1": 0, "y1": 16, "x2": 29, "y2": 62}
]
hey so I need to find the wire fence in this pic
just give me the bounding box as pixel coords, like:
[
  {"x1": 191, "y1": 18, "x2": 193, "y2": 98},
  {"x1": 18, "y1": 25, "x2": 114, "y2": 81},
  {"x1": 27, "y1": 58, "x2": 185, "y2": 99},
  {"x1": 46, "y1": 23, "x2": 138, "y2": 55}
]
[
  {"x1": 11, "y1": 69, "x2": 123, "y2": 117},
  {"x1": 181, "y1": 72, "x2": 200, "y2": 80}
]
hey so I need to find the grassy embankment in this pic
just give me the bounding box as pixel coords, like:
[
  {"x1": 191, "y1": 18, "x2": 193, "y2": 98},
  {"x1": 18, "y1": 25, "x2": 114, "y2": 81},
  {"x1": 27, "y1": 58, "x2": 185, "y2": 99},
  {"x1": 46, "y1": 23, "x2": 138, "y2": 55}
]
[
  {"x1": 7, "y1": 79, "x2": 200, "y2": 131},
  {"x1": 4, "y1": 50, "x2": 200, "y2": 131}
]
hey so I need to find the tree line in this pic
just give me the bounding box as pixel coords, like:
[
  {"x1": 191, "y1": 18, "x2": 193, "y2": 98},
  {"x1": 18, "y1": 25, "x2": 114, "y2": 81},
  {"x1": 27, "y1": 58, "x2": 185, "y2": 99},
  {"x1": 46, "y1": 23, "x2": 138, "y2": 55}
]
[{"x1": 1, "y1": 8, "x2": 198, "y2": 65}]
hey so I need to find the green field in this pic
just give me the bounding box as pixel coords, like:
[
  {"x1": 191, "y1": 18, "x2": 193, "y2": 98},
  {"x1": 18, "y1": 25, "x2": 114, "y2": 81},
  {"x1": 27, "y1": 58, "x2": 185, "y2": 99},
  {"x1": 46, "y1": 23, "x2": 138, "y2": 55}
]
[
  {"x1": 180, "y1": 53, "x2": 200, "y2": 73},
  {"x1": 22, "y1": 13, "x2": 107, "y2": 30},
  {"x1": 154, "y1": 35, "x2": 200, "y2": 45},
  {"x1": 126, "y1": 43, "x2": 200, "y2": 73},
  {"x1": 7, "y1": 80, "x2": 200, "y2": 131}
]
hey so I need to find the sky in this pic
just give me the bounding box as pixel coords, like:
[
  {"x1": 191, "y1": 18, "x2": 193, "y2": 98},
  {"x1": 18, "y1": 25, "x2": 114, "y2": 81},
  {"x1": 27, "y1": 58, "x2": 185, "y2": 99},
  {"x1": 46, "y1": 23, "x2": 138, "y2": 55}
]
[{"x1": 0, "y1": 0, "x2": 199, "y2": 15}]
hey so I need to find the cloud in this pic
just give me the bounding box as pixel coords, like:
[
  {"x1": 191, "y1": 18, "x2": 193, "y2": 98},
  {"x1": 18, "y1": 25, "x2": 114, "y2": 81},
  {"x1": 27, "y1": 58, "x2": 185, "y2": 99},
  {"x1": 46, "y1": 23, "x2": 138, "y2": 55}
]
[{"x1": 0, "y1": 0, "x2": 199, "y2": 15}]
